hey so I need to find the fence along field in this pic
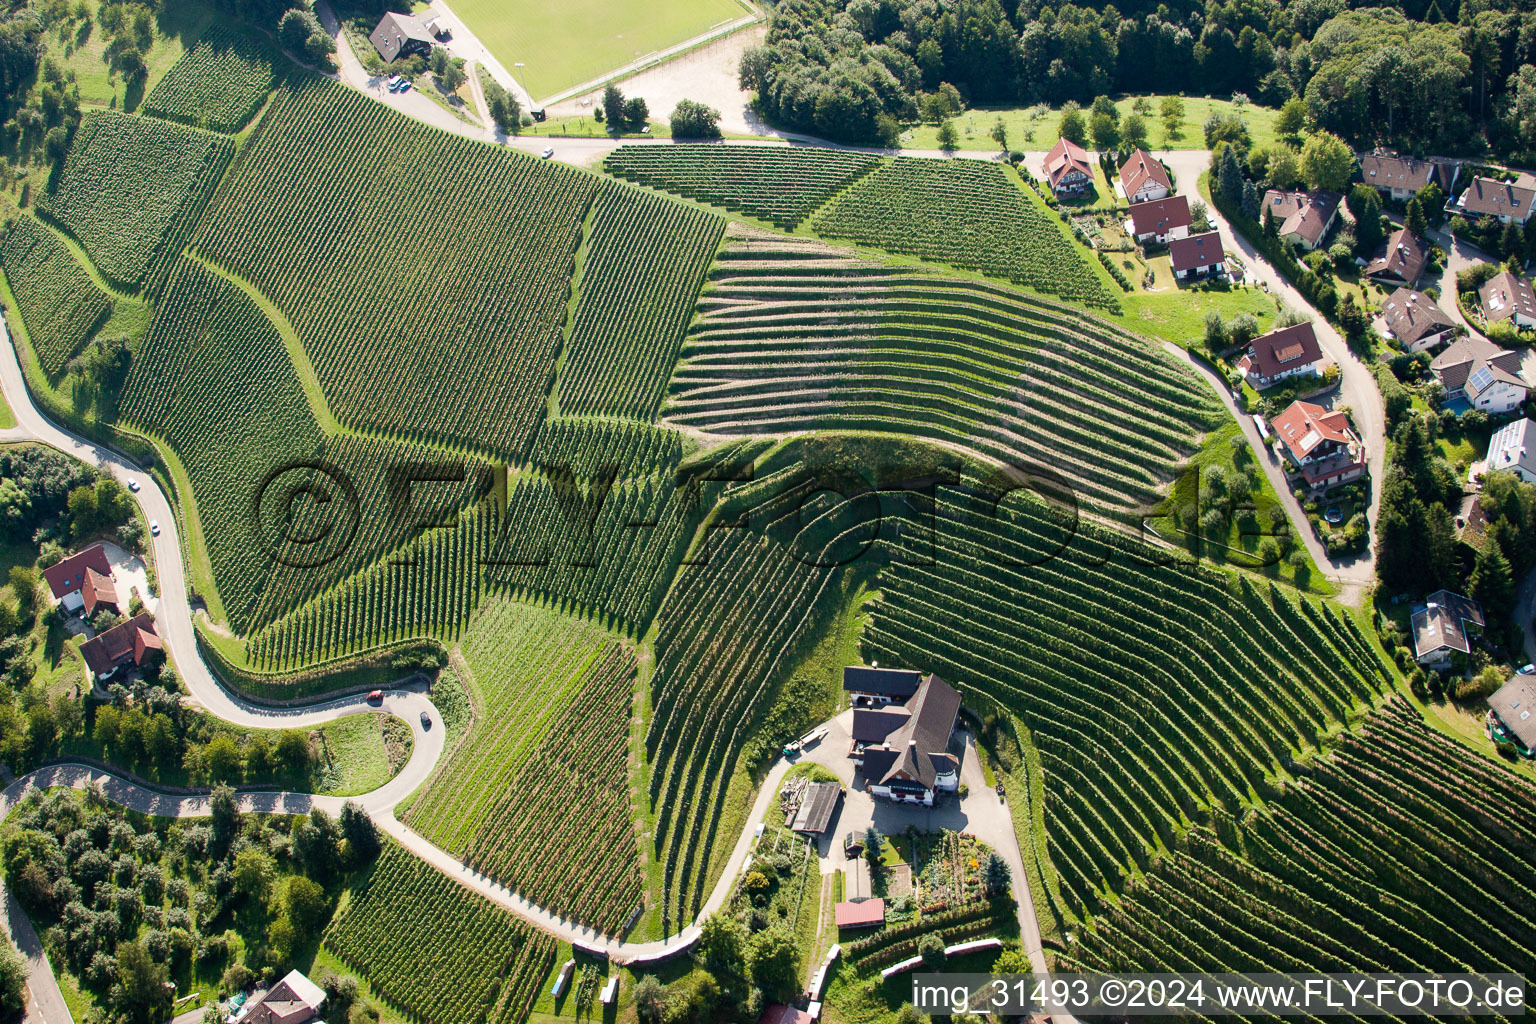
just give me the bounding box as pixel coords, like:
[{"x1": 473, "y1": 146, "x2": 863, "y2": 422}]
[
  {"x1": 861, "y1": 484, "x2": 1395, "y2": 919},
  {"x1": 462, "y1": 642, "x2": 643, "y2": 935},
  {"x1": 0, "y1": 215, "x2": 113, "y2": 374},
  {"x1": 193, "y1": 76, "x2": 596, "y2": 460},
  {"x1": 119, "y1": 257, "x2": 490, "y2": 636},
  {"x1": 557, "y1": 181, "x2": 724, "y2": 420},
  {"x1": 325, "y1": 843, "x2": 555, "y2": 1024},
  {"x1": 667, "y1": 233, "x2": 1221, "y2": 513},
  {"x1": 1066, "y1": 701, "x2": 1536, "y2": 983},
  {"x1": 143, "y1": 24, "x2": 279, "y2": 133},
  {"x1": 403, "y1": 599, "x2": 626, "y2": 876},
  {"x1": 603, "y1": 145, "x2": 882, "y2": 230},
  {"x1": 813, "y1": 156, "x2": 1119, "y2": 309},
  {"x1": 36, "y1": 110, "x2": 233, "y2": 291}
]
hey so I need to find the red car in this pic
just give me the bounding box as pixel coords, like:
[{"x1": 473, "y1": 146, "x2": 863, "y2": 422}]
[{"x1": 366, "y1": 690, "x2": 383, "y2": 704}]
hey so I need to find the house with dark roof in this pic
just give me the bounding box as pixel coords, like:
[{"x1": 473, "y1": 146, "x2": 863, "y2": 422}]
[
  {"x1": 843, "y1": 665, "x2": 922, "y2": 705},
  {"x1": 1042, "y1": 137, "x2": 1092, "y2": 196},
  {"x1": 78, "y1": 612, "x2": 162, "y2": 681},
  {"x1": 1488, "y1": 673, "x2": 1536, "y2": 757},
  {"x1": 1480, "y1": 271, "x2": 1536, "y2": 330},
  {"x1": 235, "y1": 971, "x2": 327, "y2": 1024},
  {"x1": 790, "y1": 781, "x2": 842, "y2": 835},
  {"x1": 1411, "y1": 590, "x2": 1484, "y2": 668},
  {"x1": 1169, "y1": 231, "x2": 1225, "y2": 280},
  {"x1": 1127, "y1": 194, "x2": 1190, "y2": 244},
  {"x1": 1359, "y1": 151, "x2": 1456, "y2": 201},
  {"x1": 1375, "y1": 288, "x2": 1457, "y2": 353},
  {"x1": 1430, "y1": 334, "x2": 1528, "y2": 414},
  {"x1": 369, "y1": 12, "x2": 435, "y2": 63},
  {"x1": 1271, "y1": 399, "x2": 1366, "y2": 492},
  {"x1": 1260, "y1": 189, "x2": 1340, "y2": 250},
  {"x1": 1363, "y1": 228, "x2": 1428, "y2": 287},
  {"x1": 1236, "y1": 322, "x2": 1323, "y2": 389},
  {"x1": 1118, "y1": 148, "x2": 1171, "y2": 204},
  {"x1": 1451, "y1": 176, "x2": 1535, "y2": 225},
  {"x1": 42, "y1": 544, "x2": 116, "y2": 616},
  {"x1": 850, "y1": 673, "x2": 961, "y2": 806}
]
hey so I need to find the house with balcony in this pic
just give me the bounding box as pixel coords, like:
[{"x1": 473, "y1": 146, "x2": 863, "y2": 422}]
[
  {"x1": 1488, "y1": 673, "x2": 1536, "y2": 757},
  {"x1": 1043, "y1": 137, "x2": 1092, "y2": 197},
  {"x1": 1170, "y1": 231, "x2": 1225, "y2": 280},
  {"x1": 1376, "y1": 288, "x2": 1457, "y2": 353},
  {"x1": 1236, "y1": 322, "x2": 1323, "y2": 389},
  {"x1": 1359, "y1": 150, "x2": 1457, "y2": 202},
  {"x1": 1127, "y1": 194, "x2": 1191, "y2": 245},
  {"x1": 1364, "y1": 228, "x2": 1428, "y2": 287},
  {"x1": 1118, "y1": 148, "x2": 1172, "y2": 204},
  {"x1": 1272, "y1": 399, "x2": 1367, "y2": 492},
  {"x1": 1260, "y1": 189, "x2": 1340, "y2": 250},
  {"x1": 1449, "y1": 176, "x2": 1535, "y2": 226},
  {"x1": 1430, "y1": 335, "x2": 1528, "y2": 415}
]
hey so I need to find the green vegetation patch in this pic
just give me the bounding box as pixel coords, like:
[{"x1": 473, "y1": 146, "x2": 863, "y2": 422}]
[
  {"x1": 603, "y1": 145, "x2": 880, "y2": 230},
  {"x1": 324, "y1": 843, "x2": 557, "y2": 1024},
  {"x1": 812, "y1": 157, "x2": 1118, "y2": 309},
  {"x1": 143, "y1": 24, "x2": 279, "y2": 134},
  {"x1": 0, "y1": 216, "x2": 113, "y2": 374},
  {"x1": 194, "y1": 77, "x2": 597, "y2": 459},
  {"x1": 36, "y1": 110, "x2": 233, "y2": 291},
  {"x1": 558, "y1": 181, "x2": 723, "y2": 420}
]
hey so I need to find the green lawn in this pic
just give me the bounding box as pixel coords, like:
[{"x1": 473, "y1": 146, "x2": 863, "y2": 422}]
[
  {"x1": 451, "y1": 0, "x2": 748, "y2": 100},
  {"x1": 900, "y1": 94, "x2": 1283, "y2": 153},
  {"x1": 46, "y1": 0, "x2": 215, "y2": 109},
  {"x1": 0, "y1": 388, "x2": 15, "y2": 429},
  {"x1": 1122, "y1": 280, "x2": 1279, "y2": 348}
]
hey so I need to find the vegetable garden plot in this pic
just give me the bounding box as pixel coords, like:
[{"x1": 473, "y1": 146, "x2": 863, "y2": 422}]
[
  {"x1": 558, "y1": 181, "x2": 724, "y2": 420},
  {"x1": 862, "y1": 485, "x2": 1394, "y2": 917},
  {"x1": 0, "y1": 216, "x2": 112, "y2": 374},
  {"x1": 666, "y1": 235, "x2": 1221, "y2": 512},
  {"x1": 325, "y1": 843, "x2": 555, "y2": 1024},
  {"x1": 36, "y1": 110, "x2": 233, "y2": 291},
  {"x1": 1066, "y1": 701, "x2": 1536, "y2": 980},
  {"x1": 194, "y1": 77, "x2": 596, "y2": 459},
  {"x1": 143, "y1": 24, "x2": 279, "y2": 134},
  {"x1": 812, "y1": 157, "x2": 1118, "y2": 309},
  {"x1": 603, "y1": 144, "x2": 881, "y2": 229}
]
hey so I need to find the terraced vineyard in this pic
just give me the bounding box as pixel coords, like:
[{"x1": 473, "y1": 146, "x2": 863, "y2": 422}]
[
  {"x1": 463, "y1": 643, "x2": 643, "y2": 934},
  {"x1": 324, "y1": 844, "x2": 556, "y2": 1024},
  {"x1": 36, "y1": 110, "x2": 233, "y2": 291},
  {"x1": 1067, "y1": 702, "x2": 1536, "y2": 983},
  {"x1": 404, "y1": 600, "x2": 624, "y2": 866},
  {"x1": 603, "y1": 145, "x2": 881, "y2": 229},
  {"x1": 647, "y1": 525, "x2": 838, "y2": 931},
  {"x1": 667, "y1": 233, "x2": 1221, "y2": 512},
  {"x1": 120, "y1": 257, "x2": 489, "y2": 634},
  {"x1": 813, "y1": 157, "x2": 1118, "y2": 308},
  {"x1": 143, "y1": 24, "x2": 279, "y2": 133},
  {"x1": 0, "y1": 215, "x2": 113, "y2": 374},
  {"x1": 558, "y1": 182, "x2": 723, "y2": 420},
  {"x1": 862, "y1": 484, "x2": 1395, "y2": 916},
  {"x1": 194, "y1": 77, "x2": 595, "y2": 459}
]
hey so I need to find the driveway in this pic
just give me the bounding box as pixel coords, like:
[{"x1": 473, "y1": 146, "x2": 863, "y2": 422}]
[{"x1": 1160, "y1": 150, "x2": 1383, "y2": 589}]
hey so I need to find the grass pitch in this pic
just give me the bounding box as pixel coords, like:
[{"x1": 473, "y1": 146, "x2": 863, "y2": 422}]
[{"x1": 451, "y1": 0, "x2": 748, "y2": 99}]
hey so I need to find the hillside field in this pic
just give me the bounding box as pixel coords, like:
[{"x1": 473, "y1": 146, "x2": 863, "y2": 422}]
[{"x1": 452, "y1": 0, "x2": 748, "y2": 99}]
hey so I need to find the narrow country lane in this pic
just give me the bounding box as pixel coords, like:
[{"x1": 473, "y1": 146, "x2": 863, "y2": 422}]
[{"x1": 1159, "y1": 150, "x2": 1384, "y2": 590}]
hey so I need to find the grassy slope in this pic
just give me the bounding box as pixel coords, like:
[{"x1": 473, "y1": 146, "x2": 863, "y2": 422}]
[
  {"x1": 451, "y1": 0, "x2": 745, "y2": 99},
  {"x1": 901, "y1": 94, "x2": 1283, "y2": 153},
  {"x1": 47, "y1": 0, "x2": 214, "y2": 109}
]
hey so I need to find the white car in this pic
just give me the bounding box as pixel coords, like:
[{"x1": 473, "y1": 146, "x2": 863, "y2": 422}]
[
  {"x1": 149, "y1": 520, "x2": 161, "y2": 536},
  {"x1": 127, "y1": 479, "x2": 140, "y2": 492},
  {"x1": 540, "y1": 146, "x2": 554, "y2": 159}
]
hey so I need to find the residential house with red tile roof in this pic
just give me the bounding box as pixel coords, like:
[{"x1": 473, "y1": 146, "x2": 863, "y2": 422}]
[
  {"x1": 41, "y1": 544, "x2": 116, "y2": 616},
  {"x1": 1236, "y1": 322, "x2": 1324, "y2": 388},
  {"x1": 1271, "y1": 399, "x2": 1366, "y2": 492},
  {"x1": 1127, "y1": 194, "x2": 1190, "y2": 244},
  {"x1": 1042, "y1": 137, "x2": 1092, "y2": 196},
  {"x1": 1118, "y1": 148, "x2": 1171, "y2": 203},
  {"x1": 78, "y1": 612, "x2": 162, "y2": 681}
]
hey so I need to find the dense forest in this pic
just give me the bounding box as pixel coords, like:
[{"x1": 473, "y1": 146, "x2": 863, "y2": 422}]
[{"x1": 740, "y1": 0, "x2": 1536, "y2": 156}]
